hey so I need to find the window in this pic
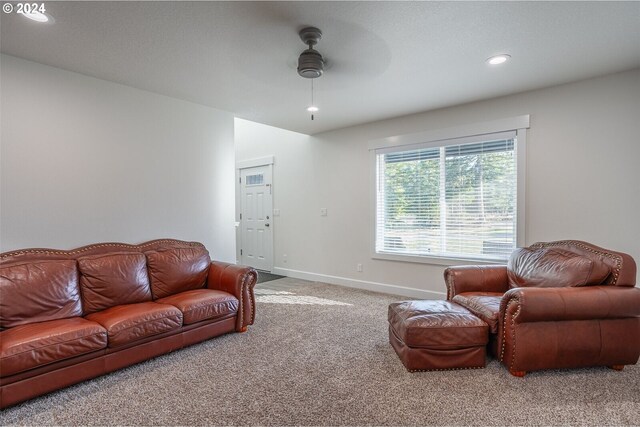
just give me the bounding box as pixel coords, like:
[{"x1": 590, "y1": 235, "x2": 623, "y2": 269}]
[
  {"x1": 374, "y1": 131, "x2": 520, "y2": 262},
  {"x1": 246, "y1": 173, "x2": 264, "y2": 186}
]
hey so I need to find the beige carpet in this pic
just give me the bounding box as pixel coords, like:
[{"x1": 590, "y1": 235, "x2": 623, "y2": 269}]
[{"x1": 1, "y1": 278, "x2": 639, "y2": 426}]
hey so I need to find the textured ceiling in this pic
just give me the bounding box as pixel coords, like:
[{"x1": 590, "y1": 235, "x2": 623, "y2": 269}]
[{"x1": 2, "y1": 1, "x2": 639, "y2": 135}]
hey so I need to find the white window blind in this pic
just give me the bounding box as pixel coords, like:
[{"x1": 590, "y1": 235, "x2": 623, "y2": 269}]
[{"x1": 375, "y1": 131, "x2": 518, "y2": 261}]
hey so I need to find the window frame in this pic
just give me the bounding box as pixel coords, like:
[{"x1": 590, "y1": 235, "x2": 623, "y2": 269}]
[{"x1": 369, "y1": 116, "x2": 529, "y2": 266}]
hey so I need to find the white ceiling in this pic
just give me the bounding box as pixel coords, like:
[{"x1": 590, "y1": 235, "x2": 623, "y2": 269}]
[{"x1": 2, "y1": 1, "x2": 639, "y2": 135}]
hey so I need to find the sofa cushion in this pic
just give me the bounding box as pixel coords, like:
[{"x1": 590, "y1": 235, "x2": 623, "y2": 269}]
[
  {"x1": 78, "y1": 252, "x2": 153, "y2": 315},
  {"x1": 145, "y1": 247, "x2": 211, "y2": 299},
  {"x1": 85, "y1": 302, "x2": 182, "y2": 348},
  {"x1": 0, "y1": 260, "x2": 83, "y2": 328},
  {"x1": 508, "y1": 247, "x2": 610, "y2": 289},
  {"x1": 451, "y1": 292, "x2": 503, "y2": 334},
  {"x1": 157, "y1": 289, "x2": 239, "y2": 325},
  {"x1": 0, "y1": 317, "x2": 107, "y2": 377}
]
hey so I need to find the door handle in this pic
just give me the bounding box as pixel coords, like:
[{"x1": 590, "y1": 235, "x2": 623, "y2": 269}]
[{"x1": 265, "y1": 223, "x2": 270, "y2": 227}]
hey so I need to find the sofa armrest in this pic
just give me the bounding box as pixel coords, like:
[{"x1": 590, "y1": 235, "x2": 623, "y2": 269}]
[
  {"x1": 207, "y1": 262, "x2": 258, "y2": 331},
  {"x1": 444, "y1": 265, "x2": 509, "y2": 299},
  {"x1": 500, "y1": 286, "x2": 640, "y2": 324}
]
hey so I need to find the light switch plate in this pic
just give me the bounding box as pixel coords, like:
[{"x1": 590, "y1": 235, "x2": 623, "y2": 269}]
[
  {"x1": 320, "y1": 208, "x2": 328, "y2": 216},
  {"x1": 273, "y1": 209, "x2": 281, "y2": 216}
]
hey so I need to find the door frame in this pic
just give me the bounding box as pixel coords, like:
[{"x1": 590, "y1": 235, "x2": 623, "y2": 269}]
[{"x1": 235, "y1": 155, "x2": 274, "y2": 271}]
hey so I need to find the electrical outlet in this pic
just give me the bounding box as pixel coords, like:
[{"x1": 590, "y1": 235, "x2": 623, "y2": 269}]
[
  {"x1": 320, "y1": 208, "x2": 328, "y2": 216},
  {"x1": 357, "y1": 263, "x2": 363, "y2": 272},
  {"x1": 283, "y1": 254, "x2": 288, "y2": 264}
]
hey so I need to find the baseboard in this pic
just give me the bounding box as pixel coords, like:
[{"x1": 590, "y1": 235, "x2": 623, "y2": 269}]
[{"x1": 271, "y1": 267, "x2": 445, "y2": 299}]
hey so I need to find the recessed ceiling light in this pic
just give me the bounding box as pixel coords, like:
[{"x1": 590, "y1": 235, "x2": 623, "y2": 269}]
[
  {"x1": 307, "y1": 106, "x2": 319, "y2": 112},
  {"x1": 21, "y1": 11, "x2": 50, "y2": 23},
  {"x1": 487, "y1": 54, "x2": 511, "y2": 65}
]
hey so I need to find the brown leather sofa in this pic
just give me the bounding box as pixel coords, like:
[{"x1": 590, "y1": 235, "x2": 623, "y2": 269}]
[
  {"x1": 445, "y1": 240, "x2": 640, "y2": 376},
  {"x1": 0, "y1": 239, "x2": 257, "y2": 408}
]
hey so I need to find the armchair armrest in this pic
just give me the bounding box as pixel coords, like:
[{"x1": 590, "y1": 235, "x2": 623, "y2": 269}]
[
  {"x1": 207, "y1": 261, "x2": 258, "y2": 331},
  {"x1": 498, "y1": 285, "x2": 640, "y2": 372},
  {"x1": 500, "y1": 286, "x2": 640, "y2": 324},
  {"x1": 444, "y1": 265, "x2": 509, "y2": 299}
]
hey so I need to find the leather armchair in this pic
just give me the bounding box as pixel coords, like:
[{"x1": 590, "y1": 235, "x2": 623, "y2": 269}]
[{"x1": 445, "y1": 240, "x2": 639, "y2": 376}]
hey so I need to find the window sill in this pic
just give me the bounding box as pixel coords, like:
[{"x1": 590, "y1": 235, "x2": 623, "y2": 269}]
[{"x1": 372, "y1": 251, "x2": 507, "y2": 266}]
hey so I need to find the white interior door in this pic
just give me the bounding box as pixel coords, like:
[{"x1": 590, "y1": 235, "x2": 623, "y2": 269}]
[{"x1": 240, "y1": 165, "x2": 273, "y2": 271}]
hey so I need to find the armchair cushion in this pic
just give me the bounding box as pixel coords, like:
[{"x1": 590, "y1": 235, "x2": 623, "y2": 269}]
[
  {"x1": 507, "y1": 247, "x2": 610, "y2": 289},
  {"x1": 452, "y1": 292, "x2": 503, "y2": 333}
]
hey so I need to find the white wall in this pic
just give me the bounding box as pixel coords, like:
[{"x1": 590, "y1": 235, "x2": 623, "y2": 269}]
[
  {"x1": 236, "y1": 68, "x2": 640, "y2": 296},
  {"x1": 1, "y1": 55, "x2": 236, "y2": 262}
]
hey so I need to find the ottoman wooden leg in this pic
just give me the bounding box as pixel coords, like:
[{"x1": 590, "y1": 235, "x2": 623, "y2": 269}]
[
  {"x1": 609, "y1": 365, "x2": 624, "y2": 371},
  {"x1": 510, "y1": 370, "x2": 527, "y2": 377}
]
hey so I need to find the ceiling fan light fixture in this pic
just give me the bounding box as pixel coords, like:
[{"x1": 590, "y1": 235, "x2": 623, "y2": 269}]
[
  {"x1": 21, "y1": 10, "x2": 50, "y2": 23},
  {"x1": 307, "y1": 106, "x2": 319, "y2": 112},
  {"x1": 487, "y1": 54, "x2": 511, "y2": 65}
]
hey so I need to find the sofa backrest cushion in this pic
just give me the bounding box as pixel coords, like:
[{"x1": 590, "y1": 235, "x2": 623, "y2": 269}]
[
  {"x1": 78, "y1": 252, "x2": 153, "y2": 315},
  {"x1": 0, "y1": 260, "x2": 82, "y2": 328},
  {"x1": 145, "y1": 247, "x2": 211, "y2": 299},
  {"x1": 508, "y1": 247, "x2": 610, "y2": 289}
]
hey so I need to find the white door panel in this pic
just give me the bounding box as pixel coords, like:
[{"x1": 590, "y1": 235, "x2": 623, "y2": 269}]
[{"x1": 240, "y1": 165, "x2": 273, "y2": 271}]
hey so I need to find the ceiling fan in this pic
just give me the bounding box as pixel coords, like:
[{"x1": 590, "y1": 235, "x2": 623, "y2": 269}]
[{"x1": 296, "y1": 27, "x2": 324, "y2": 119}]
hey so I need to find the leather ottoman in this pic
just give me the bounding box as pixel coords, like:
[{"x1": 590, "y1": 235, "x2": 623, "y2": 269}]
[{"x1": 388, "y1": 300, "x2": 489, "y2": 371}]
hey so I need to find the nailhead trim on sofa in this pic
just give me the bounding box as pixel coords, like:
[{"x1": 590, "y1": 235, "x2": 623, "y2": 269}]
[{"x1": 0, "y1": 239, "x2": 204, "y2": 260}]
